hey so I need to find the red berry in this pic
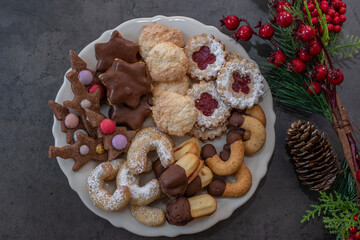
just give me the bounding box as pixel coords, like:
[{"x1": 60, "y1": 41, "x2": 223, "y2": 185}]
[
  {"x1": 327, "y1": 8, "x2": 336, "y2": 17},
  {"x1": 100, "y1": 119, "x2": 116, "y2": 134},
  {"x1": 335, "y1": 12, "x2": 340, "y2": 17},
  {"x1": 302, "y1": 6, "x2": 307, "y2": 13},
  {"x1": 222, "y1": 15, "x2": 240, "y2": 30},
  {"x1": 326, "y1": 15, "x2": 332, "y2": 23},
  {"x1": 334, "y1": 25, "x2": 342, "y2": 33},
  {"x1": 276, "y1": 11, "x2": 294, "y2": 27},
  {"x1": 259, "y1": 24, "x2": 274, "y2": 39},
  {"x1": 290, "y1": 59, "x2": 306, "y2": 73},
  {"x1": 319, "y1": 26, "x2": 324, "y2": 35},
  {"x1": 311, "y1": 8, "x2": 319, "y2": 17},
  {"x1": 332, "y1": 16, "x2": 341, "y2": 24},
  {"x1": 338, "y1": 7, "x2": 346, "y2": 14},
  {"x1": 306, "y1": 82, "x2": 322, "y2": 95},
  {"x1": 311, "y1": 17, "x2": 319, "y2": 25},
  {"x1": 349, "y1": 237, "x2": 355, "y2": 240},
  {"x1": 269, "y1": 51, "x2": 287, "y2": 66},
  {"x1": 276, "y1": 0, "x2": 291, "y2": 12},
  {"x1": 298, "y1": 24, "x2": 316, "y2": 42},
  {"x1": 354, "y1": 214, "x2": 359, "y2": 221},
  {"x1": 327, "y1": 68, "x2": 344, "y2": 85},
  {"x1": 349, "y1": 226, "x2": 358, "y2": 234},
  {"x1": 307, "y1": 3, "x2": 315, "y2": 12},
  {"x1": 320, "y1": 3, "x2": 329, "y2": 13},
  {"x1": 311, "y1": 65, "x2": 328, "y2": 81},
  {"x1": 237, "y1": 25, "x2": 253, "y2": 41},
  {"x1": 320, "y1": 0, "x2": 327, "y2": 4},
  {"x1": 327, "y1": 23, "x2": 334, "y2": 32},
  {"x1": 89, "y1": 84, "x2": 105, "y2": 98},
  {"x1": 333, "y1": 1, "x2": 342, "y2": 9},
  {"x1": 353, "y1": 233, "x2": 360, "y2": 240},
  {"x1": 340, "y1": 14, "x2": 347, "y2": 22},
  {"x1": 357, "y1": 169, "x2": 360, "y2": 182},
  {"x1": 299, "y1": 47, "x2": 313, "y2": 62},
  {"x1": 341, "y1": 2, "x2": 346, "y2": 8},
  {"x1": 309, "y1": 40, "x2": 322, "y2": 56}
]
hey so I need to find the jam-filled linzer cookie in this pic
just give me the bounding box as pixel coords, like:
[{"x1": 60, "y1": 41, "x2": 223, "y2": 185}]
[
  {"x1": 100, "y1": 58, "x2": 151, "y2": 108},
  {"x1": 216, "y1": 57, "x2": 264, "y2": 109},
  {"x1": 95, "y1": 30, "x2": 139, "y2": 72},
  {"x1": 187, "y1": 81, "x2": 230, "y2": 129},
  {"x1": 184, "y1": 33, "x2": 226, "y2": 81}
]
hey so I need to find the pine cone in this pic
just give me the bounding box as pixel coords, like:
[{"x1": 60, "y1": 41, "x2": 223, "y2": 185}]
[{"x1": 286, "y1": 120, "x2": 339, "y2": 191}]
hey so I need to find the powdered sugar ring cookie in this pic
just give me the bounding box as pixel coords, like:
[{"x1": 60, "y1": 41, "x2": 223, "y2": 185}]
[
  {"x1": 130, "y1": 205, "x2": 166, "y2": 226},
  {"x1": 87, "y1": 159, "x2": 130, "y2": 212},
  {"x1": 117, "y1": 164, "x2": 162, "y2": 206},
  {"x1": 127, "y1": 127, "x2": 175, "y2": 175},
  {"x1": 184, "y1": 34, "x2": 226, "y2": 81},
  {"x1": 187, "y1": 81, "x2": 230, "y2": 128},
  {"x1": 217, "y1": 57, "x2": 264, "y2": 109},
  {"x1": 189, "y1": 121, "x2": 228, "y2": 142}
]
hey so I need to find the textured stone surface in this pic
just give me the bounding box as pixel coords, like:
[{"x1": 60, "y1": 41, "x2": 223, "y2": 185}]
[{"x1": 1, "y1": 0, "x2": 360, "y2": 239}]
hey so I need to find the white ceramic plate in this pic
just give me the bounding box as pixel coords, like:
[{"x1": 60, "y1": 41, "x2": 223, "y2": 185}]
[{"x1": 52, "y1": 15, "x2": 276, "y2": 237}]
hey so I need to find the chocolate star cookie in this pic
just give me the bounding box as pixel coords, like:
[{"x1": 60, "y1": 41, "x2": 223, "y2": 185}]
[
  {"x1": 100, "y1": 58, "x2": 151, "y2": 108},
  {"x1": 85, "y1": 108, "x2": 136, "y2": 161},
  {"x1": 95, "y1": 30, "x2": 140, "y2": 72},
  {"x1": 48, "y1": 131, "x2": 108, "y2": 171},
  {"x1": 109, "y1": 94, "x2": 152, "y2": 130}
]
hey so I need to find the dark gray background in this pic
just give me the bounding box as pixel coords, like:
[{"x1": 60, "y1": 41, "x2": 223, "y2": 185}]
[{"x1": 1, "y1": 0, "x2": 360, "y2": 239}]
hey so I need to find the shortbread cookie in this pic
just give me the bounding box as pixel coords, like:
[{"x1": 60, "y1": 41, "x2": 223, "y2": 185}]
[
  {"x1": 184, "y1": 34, "x2": 226, "y2": 81},
  {"x1": 130, "y1": 205, "x2": 166, "y2": 226},
  {"x1": 189, "y1": 121, "x2": 228, "y2": 142},
  {"x1": 152, "y1": 75, "x2": 190, "y2": 99},
  {"x1": 187, "y1": 81, "x2": 230, "y2": 128},
  {"x1": 217, "y1": 57, "x2": 264, "y2": 109},
  {"x1": 139, "y1": 22, "x2": 184, "y2": 59},
  {"x1": 152, "y1": 91, "x2": 197, "y2": 136},
  {"x1": 145, "y1": 42, "x2": 188, "y2": 82}
]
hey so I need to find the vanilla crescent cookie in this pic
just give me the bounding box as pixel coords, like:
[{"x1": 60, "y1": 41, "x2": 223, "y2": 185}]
[
  {"x1": 127, "y1": 127, "x2": 175, "y2": 175},
  {"x1": 130, "y1": 205, "x2": 166, "y2": 226},
  {"x1": 139, "y1": 22, "x2": 184, "y2": 59},
  {"x1": 145, "y1": 42, "x2": 188, "y2": 82},
  {"x1": 187, "y1": 81, "x2": 230, "y2": 128},
  {"x1": 152, "y1": 91, "x2": 197, "y2": 136},
  {"x1": 152, "y1": 75, "x2": 190, "y2": 100},
  {"x1": 117, "y1": 164, "x2": 162, "y2": 206},
  {"x1": 87, "y1": 160, "x2": 130, "y2": 212},
  {"x1": 216, "y1": 57, "x2": 264, "y2": 109},
  {"x1": 184, "y1": 34, "x2": 226, "y2": 81},
  {"x1": 189, "y1": 121, "x2": 228, "y2": 142}
]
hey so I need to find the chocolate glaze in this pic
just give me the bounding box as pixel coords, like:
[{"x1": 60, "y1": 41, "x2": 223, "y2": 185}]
[
  {"x1": 166, "y1": 197, "x2": 193, "y2": 226},
  {"x1": 201, "y1": 144, "x2": 217, "y2": 160},
  {"x1": 159, "y1": 165, "x2": 188, "y2": 198},
  {"x1": 232, "y1": 108, "x2": 246, "y2": 114},
  {"x1": 226, "y1": 131, "x2": 243, "y2": 144},
  {"x1": 153, "y1": 158, "x2": 166, "y2": 179},
  {"x1": 220, "y1": 149, "x2": 231, "y2": 161},
  {"x1": 229, "y1": 112, "x2": 245, "y2": 128},
  {"x1": 184, "y1": 176, "x2": 202, "y2": 197},
  {"x1": 109, "y1": 94, "x2": 151, "y2": 130},
  {"x1": 208, "y1": 179, "x2": 226, "y2": 196}
]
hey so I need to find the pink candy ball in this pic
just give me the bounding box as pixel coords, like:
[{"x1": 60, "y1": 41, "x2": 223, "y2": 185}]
[
  {"x1": 112, "y1": 134, "x2": 128, "y2": 150},
  {"x1": 64, "y1": 113, "x2": 79, "y2": 129}
]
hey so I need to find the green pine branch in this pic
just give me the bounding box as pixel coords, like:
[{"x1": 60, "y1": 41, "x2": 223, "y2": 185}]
[{"x1": 328, "y1": 34, "x2": 360, "y2": 58}]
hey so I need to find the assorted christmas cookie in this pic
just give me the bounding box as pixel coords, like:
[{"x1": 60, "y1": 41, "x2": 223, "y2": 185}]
[
  {"x1": 216, "y1": 57, "x2": 264, "y2": 109},
  {"x1": 145, "y1": 42, "x2": 188, "y2": 82},
  {"x1": 189, "y1": 121, "x2": 228, "y2": 142},
  {"x1": 184, "y1": 33, "x2": 226, "y2": 81},
  {"x1": 152, "y1": 75, "x2": 190, "y2": 100},
  {"x1": 94, "y1": 30, "x2": 140, "y2": 72},
  {"x1": 152, "y1": 91, "x2": 197, "y2": 137},
  {"x1": 187, "y1": 81, "x2": 230, "y2": 129},
  {"x1": 130, "y1": 205, "x2": 166, "y2": 227},
  {"x1": 138, "y1": 22, "x2": 184, "y2": 59},
  {"x1": 100, "y1": 58, "x2": 151, "y2": 108}
]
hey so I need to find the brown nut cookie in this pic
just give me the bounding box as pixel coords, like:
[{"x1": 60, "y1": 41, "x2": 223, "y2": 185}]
[
  {"x1": 145, "y1": 42, "x2": 188, "y2": 82},
  {"x1": 152, "y1": 91, "x2": 197, "y2": 136},
  {"x1": 138, "y1": 22, "x2": 184, "y2": 59},
  {"x1": 189, "y1": 121, "x2": 228, "y2": 142},
  {"x1": 187, "y1": 81, "x2": 230, "y2": 128},
  {"x1": 184, "y1": 34, "x2": 226, "y2": 81}
]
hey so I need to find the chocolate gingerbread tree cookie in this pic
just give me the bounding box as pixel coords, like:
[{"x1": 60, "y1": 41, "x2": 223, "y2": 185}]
[
  {"x1": 85, "y1": 108, "x2": 136, "y2": 161},
  {"x1": 95, "y1": 30, "x2": 140, "y2": 72},
  {"x1": 48, "y1": 131, "x2": 108, "y2": 171}
]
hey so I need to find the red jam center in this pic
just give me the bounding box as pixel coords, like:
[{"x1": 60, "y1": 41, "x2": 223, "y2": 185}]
[
  {"x1": 195, "y1": 93, "x2": 219, "y2": 116},
  {"x1": 192, "y1": 46, "x2": 216, "y2": 70},
  {"x1": 232, "y1": 72, "x2": 251, "y2": 94}
]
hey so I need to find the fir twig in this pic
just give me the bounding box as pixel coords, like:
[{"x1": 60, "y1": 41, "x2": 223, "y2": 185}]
[{"x1": 328, "y1": 34, "x2": 360, "y2": 58}]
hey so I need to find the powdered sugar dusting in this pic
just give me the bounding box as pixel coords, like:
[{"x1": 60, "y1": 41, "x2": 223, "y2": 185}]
[
  {"x1": 217, "y1": 58, "x2": 264, "y2": 109},
  {"x1": 127, "y1": 127, "x2": 174, "y2": 175},
  {"x1": 187, "y1": 81, "x2": 230, "y2": 128},
  {"x1": 87, "y1": 160, "x2": 129, "y2": 211}
]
